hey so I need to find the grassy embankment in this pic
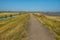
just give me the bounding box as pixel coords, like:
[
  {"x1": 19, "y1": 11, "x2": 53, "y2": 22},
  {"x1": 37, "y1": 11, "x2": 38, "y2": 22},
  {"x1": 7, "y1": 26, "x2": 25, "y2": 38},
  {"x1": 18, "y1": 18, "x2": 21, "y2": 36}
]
[
  {"x1": 0, "y1": 12, "x2": 30, "y2": 40},
  {"x1": 33, "y1": 13, "x2": 60, "y2": 40}
]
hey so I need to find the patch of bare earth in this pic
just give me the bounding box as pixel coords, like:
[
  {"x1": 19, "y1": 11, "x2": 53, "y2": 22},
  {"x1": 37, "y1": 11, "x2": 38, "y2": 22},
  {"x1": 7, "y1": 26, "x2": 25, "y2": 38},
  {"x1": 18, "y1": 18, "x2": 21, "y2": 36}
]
[{"x1": 23, "y1": 13, "x2": 56, "y2": 40}]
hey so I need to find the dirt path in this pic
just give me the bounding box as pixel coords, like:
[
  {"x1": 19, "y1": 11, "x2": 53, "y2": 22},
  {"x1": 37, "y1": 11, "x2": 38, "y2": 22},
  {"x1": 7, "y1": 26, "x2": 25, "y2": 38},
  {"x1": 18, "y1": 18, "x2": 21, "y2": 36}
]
[{"x1": 24, "y1": 13, "x2": 55, "y2": 40}]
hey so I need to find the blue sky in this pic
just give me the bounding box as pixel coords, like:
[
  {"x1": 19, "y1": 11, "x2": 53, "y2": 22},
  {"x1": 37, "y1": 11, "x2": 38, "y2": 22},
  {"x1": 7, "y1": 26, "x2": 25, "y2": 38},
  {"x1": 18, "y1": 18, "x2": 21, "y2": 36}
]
[{"x1": 0, "y1": 0, "x2": 60, "y2": 12}]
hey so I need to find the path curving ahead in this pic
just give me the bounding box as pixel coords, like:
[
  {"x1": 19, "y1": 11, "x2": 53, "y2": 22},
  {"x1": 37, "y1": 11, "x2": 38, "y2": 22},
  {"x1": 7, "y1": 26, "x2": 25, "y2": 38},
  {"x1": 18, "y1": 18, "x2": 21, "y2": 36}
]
[{"x1": 24, "y1": 13, "x2": 56, "y2": 40}]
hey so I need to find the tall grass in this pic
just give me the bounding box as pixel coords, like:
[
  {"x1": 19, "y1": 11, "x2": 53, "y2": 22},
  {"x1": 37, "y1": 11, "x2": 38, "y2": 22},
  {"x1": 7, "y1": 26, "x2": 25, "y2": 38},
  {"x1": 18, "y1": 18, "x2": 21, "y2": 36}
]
[
  {"x1": 33, "y1": 13, "x2": 60, "y2": 40},
  {"x1": 0, "y1": 13, "x2": 30, "y2": 40}
]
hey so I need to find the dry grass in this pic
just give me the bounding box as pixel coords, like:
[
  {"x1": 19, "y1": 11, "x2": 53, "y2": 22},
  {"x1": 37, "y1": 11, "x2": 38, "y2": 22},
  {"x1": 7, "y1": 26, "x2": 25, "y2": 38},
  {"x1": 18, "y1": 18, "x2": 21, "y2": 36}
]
[
  {"x1": 0, "y1": 12, "x2": 30, "y2": 40},
  {"x1": 0, "y1": 12, "x2": 21, "y2": 18},
  {"x1": 33, "y1": 13, "x2": 60, "y2": 40}
]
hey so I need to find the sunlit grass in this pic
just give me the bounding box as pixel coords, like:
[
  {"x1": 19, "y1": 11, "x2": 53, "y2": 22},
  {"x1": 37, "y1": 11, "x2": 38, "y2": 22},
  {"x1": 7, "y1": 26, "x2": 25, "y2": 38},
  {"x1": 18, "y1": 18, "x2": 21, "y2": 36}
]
[
  {"x1": 33, "y1": 13, "x2": 60, "y2": 40},
  {"x1": 0, "y1": 12, "x2": 30, "y2": 40}
]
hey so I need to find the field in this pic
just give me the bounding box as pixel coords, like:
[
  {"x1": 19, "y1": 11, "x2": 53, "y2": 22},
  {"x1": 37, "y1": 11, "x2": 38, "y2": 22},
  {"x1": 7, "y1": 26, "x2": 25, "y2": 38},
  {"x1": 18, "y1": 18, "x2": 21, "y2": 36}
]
[
  {"x1": 0, "y1": 12, "x2": 60, "y2": 40},
  {"x1": 0, "y1": 12, "x2": 30, "y2": 40},
  {"x1": 33, "y1": 13, "x2": 60, "y2": 40}
]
